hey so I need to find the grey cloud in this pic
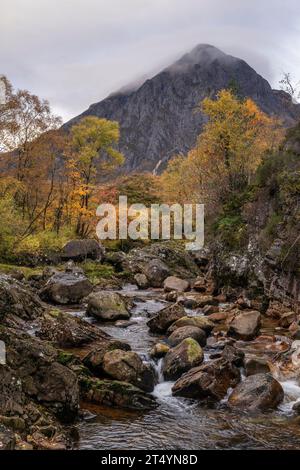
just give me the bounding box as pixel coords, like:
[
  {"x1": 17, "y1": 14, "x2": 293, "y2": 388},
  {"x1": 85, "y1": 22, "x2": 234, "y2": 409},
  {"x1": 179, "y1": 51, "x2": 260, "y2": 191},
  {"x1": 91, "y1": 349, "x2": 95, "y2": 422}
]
[{"x1": 1, "y1": 0, "x2": 299, "y2": 121}]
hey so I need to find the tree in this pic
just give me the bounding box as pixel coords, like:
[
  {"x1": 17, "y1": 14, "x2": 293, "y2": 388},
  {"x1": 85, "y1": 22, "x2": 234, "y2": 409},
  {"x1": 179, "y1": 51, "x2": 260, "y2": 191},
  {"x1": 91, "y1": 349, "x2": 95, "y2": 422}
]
[
  {"x1": 162, "y1": 90, "x2": 283, "y2": 213},
  {"x1": 279, "y1": 72, "x2": 299, "y2": 103},
  {"x1": 68, "y1": 116, "x2": 124, "y2": 237}
]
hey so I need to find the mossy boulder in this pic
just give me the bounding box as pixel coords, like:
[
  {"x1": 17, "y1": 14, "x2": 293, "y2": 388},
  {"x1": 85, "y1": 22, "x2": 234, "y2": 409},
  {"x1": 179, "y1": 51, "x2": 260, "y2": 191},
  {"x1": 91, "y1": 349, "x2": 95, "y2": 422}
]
[
  {"x1": 86, "y1": 291, "x2": 130, "y2": 321},
  {"x1": 81, "y1": 377, "x2": 157, "y2": 411},
  {"x1": 147, "y1": 303, "x2": 185, "y2": 333},
  {"x1": 168, "y1": 326, "x2": 206, "y2": 347},
  {"x1": 167, "y1": 316, "x2": 214, "y2": 335},
  {"x1": 102, "y1": 349, "x2": 155, "y2": 392},
  {"x1": 163, "y1": 338, "x2": 204, "y2": 380}
]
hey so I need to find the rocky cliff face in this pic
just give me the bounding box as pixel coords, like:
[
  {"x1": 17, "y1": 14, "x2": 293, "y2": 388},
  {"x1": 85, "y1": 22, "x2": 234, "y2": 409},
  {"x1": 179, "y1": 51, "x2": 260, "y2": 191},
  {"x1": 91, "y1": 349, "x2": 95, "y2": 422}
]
[{"x1": 65, "y1": 44, "x2": 300, "y2": 173}]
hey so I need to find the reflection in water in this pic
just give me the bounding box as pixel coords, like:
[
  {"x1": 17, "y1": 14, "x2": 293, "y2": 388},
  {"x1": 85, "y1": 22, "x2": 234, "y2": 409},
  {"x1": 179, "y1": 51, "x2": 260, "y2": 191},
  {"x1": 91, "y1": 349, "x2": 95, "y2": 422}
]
[{"x1": 76, "y1": 293, "x2": 300, "y2": 450}]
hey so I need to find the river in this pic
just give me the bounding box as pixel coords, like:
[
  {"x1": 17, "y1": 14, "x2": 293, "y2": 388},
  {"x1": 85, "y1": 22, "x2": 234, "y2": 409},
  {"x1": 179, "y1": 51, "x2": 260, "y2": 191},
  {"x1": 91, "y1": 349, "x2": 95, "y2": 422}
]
[{"x1": 67, "y1": 286, "x2": 300, "y2": 450}]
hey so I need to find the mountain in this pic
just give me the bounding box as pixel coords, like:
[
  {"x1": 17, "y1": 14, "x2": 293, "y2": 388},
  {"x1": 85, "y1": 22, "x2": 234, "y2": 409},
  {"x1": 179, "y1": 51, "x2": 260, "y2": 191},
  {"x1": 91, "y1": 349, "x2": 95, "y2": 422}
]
[{"x1": 65, "y1": 44, "x2": 300, "y2": 174}]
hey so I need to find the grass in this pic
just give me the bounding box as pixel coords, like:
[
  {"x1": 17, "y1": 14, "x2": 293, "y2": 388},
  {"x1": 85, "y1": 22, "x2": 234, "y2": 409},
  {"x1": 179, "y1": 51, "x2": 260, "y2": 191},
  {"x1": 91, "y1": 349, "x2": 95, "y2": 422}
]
[
  {"x1": 0, "y1": 263, "x2": 43, "y2": 279},
  {"x1": 80, "y1": 261, "x2": 115, "y2": 284}
]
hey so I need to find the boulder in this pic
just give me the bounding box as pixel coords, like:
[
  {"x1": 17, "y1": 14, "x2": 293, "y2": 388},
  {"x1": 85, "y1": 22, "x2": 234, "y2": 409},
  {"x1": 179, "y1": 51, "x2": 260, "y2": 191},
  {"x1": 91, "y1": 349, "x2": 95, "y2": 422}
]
[
  {"x1": 172, "y1": 358, "x2": 240, "y2": 401},
  {"x1": 144, "y1": 259, "x2": 170, "y2": 287},
  {"x1": 207, "y1": 311, "x2": 228, "y2": 322},
  {"x1": 0, "y1": 327, "x2": 79, "y2": 423},
  {"x1": 163, "y1": 338, "x2": 204, "y2": 380},
  {"x1": 147, "y1": 303, "x2": 185, "y2": 333},
  {"x1": 134, "y1": 273, "x2": 149, "y2": 289},
  {"x1": 36, "y1": 311, "x2": 110, "y2": 347},
  {"x1": 177, "y1": 293, "x2": 215, "y2": 309},
  {"x1": 163, "y1": 276, "x2": 190, "y2": 293},
  {"x1": 167, "y1": 316, "x2": 214, "y2": 335},
  {"x1": 33, "y1": 362, "x2": 79, "y2": 421},
  {"x1": 0, "y1": 274, "x2": 44, "y2": 321},
  {"x1": 168, "y1": 326, "x2": 206, "y2": 347},
  {"x1": 102, "y1": 349, "x2": 155, "y2": 392},
  {"x1": 40, "y1": 272, "x2": 93, "y2": 305},
  {"x1": 83, "y1": 340, "x2": 131, "y2": 372},
  {"x1": 244, "y1": 357, "x2": 271, "y2": 376},
  {"x1": 122, "y1": 242, "x2": 200, "y2": 280},
  {"x1": 228, "y1": 310, "x2": 261, "y2": 341},
  {"x1": 86, "y1": 291, "x2": 130, "y2": 321},
  {"x1": 279, "y1": 311, "x2": 297, "y2": 328},
  {"x1": 228, "y1": 373, "x2": 284, "y2": 411},
  {"x1": 81, "y1": 377, "x2": 157, "y2": 411},
  {"x1": 150, "y1": 343, "x2": 170, "y2": 359},
  {"x1": 61, "y1": 239, "x2": 104, "y2": 261}
]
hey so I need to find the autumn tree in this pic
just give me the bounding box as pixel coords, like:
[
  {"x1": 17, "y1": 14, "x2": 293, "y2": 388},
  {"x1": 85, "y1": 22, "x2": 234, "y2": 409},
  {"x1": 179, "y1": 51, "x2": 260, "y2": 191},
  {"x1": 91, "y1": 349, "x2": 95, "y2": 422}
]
[
  {"x1": 68, "y1": 116, "x2": 124, "y2": 237},
  {"x1": 162, "y1": 90, "x2": 283, "y2": 213}
]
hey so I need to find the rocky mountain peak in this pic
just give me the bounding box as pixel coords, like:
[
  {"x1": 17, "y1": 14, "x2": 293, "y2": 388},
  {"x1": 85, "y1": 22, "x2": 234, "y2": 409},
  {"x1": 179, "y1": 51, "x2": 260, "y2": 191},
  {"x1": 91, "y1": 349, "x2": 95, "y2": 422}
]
[{"x1": 65, "y1": 45, "x2": 300, "y2": 174}]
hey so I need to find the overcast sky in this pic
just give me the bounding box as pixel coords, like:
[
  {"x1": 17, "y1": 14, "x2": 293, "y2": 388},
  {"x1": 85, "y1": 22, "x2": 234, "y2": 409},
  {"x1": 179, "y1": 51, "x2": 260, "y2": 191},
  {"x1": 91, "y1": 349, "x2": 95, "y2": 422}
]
[{"x1": 1, "y1": 0, "x2": 299, "y2": 121}]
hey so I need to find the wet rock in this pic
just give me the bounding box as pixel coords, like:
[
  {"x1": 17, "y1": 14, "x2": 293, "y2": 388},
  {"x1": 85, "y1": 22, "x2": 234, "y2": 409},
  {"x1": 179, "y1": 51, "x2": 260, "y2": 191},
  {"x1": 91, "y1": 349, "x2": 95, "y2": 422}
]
[
  {"x1": 83, "y1": 340, "x2": 131, "y2": 372},
  {"x1": 36, "y1": 310, "x2": 109, "y2": 347},
  {"x1": 150, "y1": 343, "x2": 170, "y2": 359},
  {"x1": 228, "y1": 373, "x2": 284, "y2": 411},
  {"x1": 147, "y1": 303, "x2": 185, "y2": 333},
  {"x1": 163, "y1": 276, "x2": 190, "y2": 293},
  {"x1": 244, "y1": 357, "x2": 271, "y2": 376},
  {"x1": 167, "y1": 316, "x2": 214, "y2": 335},
  {"x1": 81, "y1": 377, "x2": 157, "y2": 410},
  {"x1": 292, "y1": 401, "x2": 300, "y2": 414},
  {"x1": 172, "y1": 358, "x2": 240, "y2": 401},
  {"x1": 0, "y1": 274, "x2": 44, "y2": 321},
  {"x1": 144, "y1": 259, "x2": 170, "y2": 287},
  {"x1": 61, "y1": 239, "x2": 104, "y2": 262},
  {"x1": 177, "y1": 293, "x2": 215, "y2": 309},
  {"x1": 165, "y1": 291, "x2": 178, "y2": 302},
  {"x1": 221, "y1": 344, "x2": 244, "y2": 367},
  {"x1": 40, "y1": 272, "x2": 93, "y2": 305},
  {"x1": 134, "y1": 273, "x2": 149, "y2": 289},
  {"x1": 207, "y1": 311, "x2": 228, "y2": 322},
  {"x1": 163, "y1": 338, "x2": 204, "y2": 380},
  {"x1": 279, "y1": 311, "x2": 297, "y2": 328},
  {"x1": 105, "y1": 251, "x2": 127, "y2": 270},
  {"x1": 228, "y1": 310, "x2": 261, "y2": 341},
  {"x1": 102, "y1": 349, "x2": 155, "y2": 392},
  {"x1": 86, "y1": 291, "x2": 130, "y2": 321},
  {"x1": 202, "y1": 304, "x2": 219, "y2": 315},
  {"x1": 168, "y1": 326, "x2": 206, "y2": 347},
  {"x1": 0, "y1": 424, "x2": 15, "y2": 450}
]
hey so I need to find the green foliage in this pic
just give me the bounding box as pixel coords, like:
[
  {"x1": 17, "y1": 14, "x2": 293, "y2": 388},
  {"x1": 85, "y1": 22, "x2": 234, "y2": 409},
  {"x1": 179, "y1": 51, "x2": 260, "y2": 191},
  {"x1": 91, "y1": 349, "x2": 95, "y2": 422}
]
[
  {"x1": 81, "y1": 261, "x2": 115, "y2": 284},
  {"x1": 215, "y1": 214, "x2": 247, "y2": 249}
]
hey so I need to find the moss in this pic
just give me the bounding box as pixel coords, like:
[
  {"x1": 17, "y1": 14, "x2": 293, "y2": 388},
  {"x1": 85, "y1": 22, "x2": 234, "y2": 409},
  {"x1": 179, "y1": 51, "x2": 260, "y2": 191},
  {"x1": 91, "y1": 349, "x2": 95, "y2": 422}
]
[
  {"x1": 185, "y1": 338, "x2": 202, "y2": 362},
  {"x1": 81, "y1": 261, "x2": 115, "y2": 284},
  {"x1": 48, "y1": 308, "x2": 62, "y2": 318},
  {"x1": 0, "y1": 263, "x2": 43, "y2": 279},
  {"x1": 57, "y1": 350, "x2": 75, "y2": 366}
]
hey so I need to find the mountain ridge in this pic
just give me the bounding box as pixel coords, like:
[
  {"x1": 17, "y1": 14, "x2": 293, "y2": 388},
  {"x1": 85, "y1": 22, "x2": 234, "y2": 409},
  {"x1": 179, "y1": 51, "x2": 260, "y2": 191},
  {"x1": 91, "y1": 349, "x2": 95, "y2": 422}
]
[{"x1": 65, "y1": 44, "x2": 300, "y2": 173}]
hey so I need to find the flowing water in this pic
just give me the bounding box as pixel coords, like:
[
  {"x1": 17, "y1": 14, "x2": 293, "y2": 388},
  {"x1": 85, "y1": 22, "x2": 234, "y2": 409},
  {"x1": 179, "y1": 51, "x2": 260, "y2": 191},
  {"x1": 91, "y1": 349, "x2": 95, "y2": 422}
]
[{"x1": 69, "y1": 287, "x2": 300, "y2": 450}]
